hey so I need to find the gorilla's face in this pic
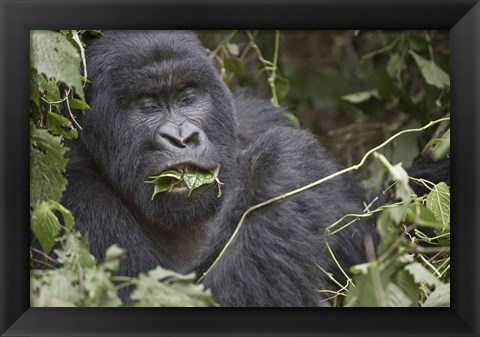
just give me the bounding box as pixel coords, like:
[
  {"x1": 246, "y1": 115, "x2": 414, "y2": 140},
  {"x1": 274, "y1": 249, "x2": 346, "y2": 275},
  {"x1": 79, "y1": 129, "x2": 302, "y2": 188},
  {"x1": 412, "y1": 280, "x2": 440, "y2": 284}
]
[{"x1": 81, "y1": 31, "x2": 238, "y2": 229}]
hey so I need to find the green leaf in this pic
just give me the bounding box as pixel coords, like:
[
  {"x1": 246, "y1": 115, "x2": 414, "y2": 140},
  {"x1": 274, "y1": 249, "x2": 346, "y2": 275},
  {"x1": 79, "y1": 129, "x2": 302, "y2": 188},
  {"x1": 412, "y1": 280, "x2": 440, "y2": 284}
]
[
  {"x1": 46, "y1": 111, "x2": 78, "y2": 140},
  {"x1": 405, "y1": 262, "x2": 443, "y2": 288},
  {"x1": 30, "y1": 30, "x2": 84, "y2": 99},
  {"x1": 183, "y1": 170, "x2": 215, "y2": 197},
  {"x1": 45, "y1": 79, "x2": 61, "y2": 102},
  {"x1": 426, "y1": 182, "x2": 450, "y2": 227},
  {"x1": 83, "y1": 268, "x2": 123, "y2": 306},
  {"x1": 224, "y1": 56, "x2": 244, "y2": 75},
  {"x1": 101, "y1": 244, "x2": 127, "y2": 272},
  {"x1": 54, "y1": 231, "x2": 96, "y2": 268},
  {"x1": 31, "y1": 201, "x2": 61, "y2": 254},
  {"x1": 422, "y1": 283, "x2": 450, "y2": 307},
  {"x1": 386, "y1": 53, "x2": 404, "y2": 79},
  {"x1": 30, "y1": 70, "x2": 41, "y2": 108},
  {"x1": 31, "y1": 268, "x2": 81, "y2": 307},
  {"x1": 275, "y1": 76, "x2": 290, "y2": 102},
  {"x1": 392, "y1": 269, "x2": 420, "y2": 307},
  {"x1": 130, "y1": 266, "x2": 216, "y2": 307},
  {"x1": 68, "y1": 98, "x2": 91, "y2": 110},
  {"x1": 385, "y1": 282, "x2": 413, "y2": 307},
  {"x1": 341, "y1": 90, "x2": 379, "y2": 104},
  {"x1": 145, "y1": 170, "x2": 183, "y2": 200},
  {"x1": 226, "y1": 42, "x2": 240, "y2": 56},
  {"x1": 146, "y1": 169, "x2": 223, "y2": 199},
  {"x1": 430, "y1": 128, "x2": 450, "y2": 161},
  {"x1": 30, "y1": 124, "x2": 69, "y2": 206},
  {"x1": 31, "y1": 199, "x2": 73, "y2": 253},
  {"x1": 377, "y1": 71, "x2": 418, "y2": 116},
  {"x1": 286, "y1": 113, "x2": 300, "y2": 127},
  {"x1": 409, "y1": 51, "x2": 450, "y2": 89},
  {"x1": 405, "y1": 204, "x2": 443, "y2": 230}
]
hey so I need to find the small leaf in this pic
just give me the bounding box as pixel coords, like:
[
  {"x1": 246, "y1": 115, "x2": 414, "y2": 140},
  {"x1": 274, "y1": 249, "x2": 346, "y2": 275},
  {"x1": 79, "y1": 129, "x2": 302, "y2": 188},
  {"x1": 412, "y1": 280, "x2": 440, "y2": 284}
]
[
  {"x1": 46, "y1": 111, "x2": 78, "y2": 140},
  {"x1": 83, "y1": 268, "x2": 122, "y2": 306},
  {"x1": 224, "y1": 56, "x2": 244, "y2": 75},
  {"x1": 31, "y1": 201, "x2": 62, "y2": 254},
  {"x1": 286, "y1": 113, "x2": 300, "y2": 127},
  {"x1": 145, "y1": 170, "x2": 183, "y2": 200},
  {"x1": 68, "y1": 98, "x2": 91, "y2": 110},
  {"x1": 426, "y1": 182, "x2": 450, "y2": 227},
  {"x1": 226, "y1": 42, "x2": 240, "y2": 56},
  {"x1": 422, "y1": 283, "x2": 450, "y2": 307},
  {"x1": 102, "y1": 245, "x2": 127, "y2": 272},
  {"x1": 54, "y1": 231, "x2": 96, "y2": 268},
  {"x1": 386, "y1": 53, "x2": 404, "y2": 79},
  {"x1": 45, "y1": 79, "x2": 61, "y2": 102},
  {"x1": 130, "y1": 266, "x2": 216, "y2": 307},
  {"x1": 183, "y1": 171, "x2": 215, "y2": 197},
  {"x1": 341, "y1": 90, "x2": 379, "y2": 104},
  {"x1": 409, "y1": 51, "x2": 450, "y2": 89},
  {"x1": 405, "y1": 262, "x2": 443, "y2": 288}
]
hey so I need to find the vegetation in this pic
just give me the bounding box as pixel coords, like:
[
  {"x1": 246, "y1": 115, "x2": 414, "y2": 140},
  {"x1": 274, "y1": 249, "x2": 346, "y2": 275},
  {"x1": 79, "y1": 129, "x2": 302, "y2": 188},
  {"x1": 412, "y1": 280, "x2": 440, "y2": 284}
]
[{"x1": 30, "y1": 30, "x2": 450, "y2": 307}]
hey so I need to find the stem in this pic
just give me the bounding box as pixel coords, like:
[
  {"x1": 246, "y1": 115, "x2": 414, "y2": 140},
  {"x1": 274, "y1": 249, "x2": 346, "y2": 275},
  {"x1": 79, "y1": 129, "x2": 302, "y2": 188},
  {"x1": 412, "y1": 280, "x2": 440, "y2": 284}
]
[
  {"x1": 209, "y1": 30, "x2": 238, "y2": 59},
  {"x1": 196, "y1": 117, "x2": 450, "y2": 284}
]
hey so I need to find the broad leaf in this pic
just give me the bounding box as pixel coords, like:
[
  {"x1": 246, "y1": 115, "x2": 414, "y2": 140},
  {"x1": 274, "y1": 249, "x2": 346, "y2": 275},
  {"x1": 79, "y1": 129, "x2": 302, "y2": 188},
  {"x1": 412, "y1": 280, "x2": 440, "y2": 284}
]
[
  {"x1": 409, "y1": 51, "x2": 450, "y2": 89},
  {"x1": 130, "y1": 266, "x2": 216, "y2": 307},
  {"x1": 426, "y1": 182, "x2": 450, "y2": 227},
  {"x1": 224, "y1": 56, "x2": 244, "y2": 75},
  {"x1": 30, "y1": 124, "x2": 69, "y2": 206},
  {"x1": 46, "y1": 111, "x2": 78, "y2": 139},
  {"x1": 422, "y1": 283, "x2": 450, "y2": 307},
  {"x1": 30, "y1": 30, "x2": 84, "y2": 98},
  {"x1": 405, "y1": 262, "x2": 443, "y2": 288}
]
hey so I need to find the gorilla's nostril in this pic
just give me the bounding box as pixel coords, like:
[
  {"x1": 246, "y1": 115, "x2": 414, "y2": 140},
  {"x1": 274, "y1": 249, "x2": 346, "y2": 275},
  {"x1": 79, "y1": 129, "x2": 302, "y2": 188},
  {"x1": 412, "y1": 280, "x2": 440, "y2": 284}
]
[
  {"x1": 183, "y1": 131, "x2": 200, "y2": 146},
  {"x1": 154, "y1": 121, "x2": 205, "y2": 150},
  {"x1": 160, "y1": 132, "x2": 186, "y2": 148}
]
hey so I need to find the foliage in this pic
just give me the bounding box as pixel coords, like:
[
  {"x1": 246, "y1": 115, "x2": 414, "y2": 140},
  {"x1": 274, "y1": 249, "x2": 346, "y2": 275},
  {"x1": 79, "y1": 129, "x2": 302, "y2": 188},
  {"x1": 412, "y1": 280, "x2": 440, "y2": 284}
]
[
  {"x1": 29, "y1": 30, "x2": 215, "y2": 307},
  {"x1": 145, "y1": 168, "x2": 223, "y2": 199},
  {"x1": 200, "y1": 31, "x2": 450, "y2": 307},
  {"x1": 29, "y1": 30, "x2": 450, "y2": 307}
]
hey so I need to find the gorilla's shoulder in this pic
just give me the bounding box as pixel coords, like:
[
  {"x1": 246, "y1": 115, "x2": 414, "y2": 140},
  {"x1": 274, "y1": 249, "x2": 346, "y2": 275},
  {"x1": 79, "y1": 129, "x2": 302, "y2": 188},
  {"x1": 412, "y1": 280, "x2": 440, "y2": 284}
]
[
  {"x1": 240, "y1": 126, "x2": 342, "y2": 199},
  {"x1": 233, "y1": 89, "x2": 296, "y2": 147}
]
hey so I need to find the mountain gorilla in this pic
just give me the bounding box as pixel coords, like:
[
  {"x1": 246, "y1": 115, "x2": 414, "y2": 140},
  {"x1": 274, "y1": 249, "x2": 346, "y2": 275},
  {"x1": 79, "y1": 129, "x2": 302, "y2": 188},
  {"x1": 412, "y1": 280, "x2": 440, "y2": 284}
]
[{"x1": 62, "y1": 30, "x2": 376, "y2": 306}]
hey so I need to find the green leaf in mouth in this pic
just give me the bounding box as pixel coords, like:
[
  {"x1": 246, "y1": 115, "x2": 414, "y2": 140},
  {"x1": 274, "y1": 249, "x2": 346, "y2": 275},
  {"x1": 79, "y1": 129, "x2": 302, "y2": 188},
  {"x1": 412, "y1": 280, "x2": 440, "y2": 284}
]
[{"x1": 145, "y1": 168, "x2": 223, "y2": 200}]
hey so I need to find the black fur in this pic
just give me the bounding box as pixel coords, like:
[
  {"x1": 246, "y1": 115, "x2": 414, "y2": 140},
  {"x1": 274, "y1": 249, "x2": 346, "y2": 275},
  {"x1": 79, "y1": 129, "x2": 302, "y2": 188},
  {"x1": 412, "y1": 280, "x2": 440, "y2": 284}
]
[{"x1": 62, "y1": 31, "x2": 376, "y2": 306}]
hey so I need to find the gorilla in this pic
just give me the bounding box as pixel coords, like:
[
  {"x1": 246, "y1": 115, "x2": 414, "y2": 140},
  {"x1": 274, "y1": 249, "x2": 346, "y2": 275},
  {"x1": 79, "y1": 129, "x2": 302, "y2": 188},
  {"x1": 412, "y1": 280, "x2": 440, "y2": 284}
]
[{"x1": 61, "y1": 30, "x2": 381, "y2": 306}]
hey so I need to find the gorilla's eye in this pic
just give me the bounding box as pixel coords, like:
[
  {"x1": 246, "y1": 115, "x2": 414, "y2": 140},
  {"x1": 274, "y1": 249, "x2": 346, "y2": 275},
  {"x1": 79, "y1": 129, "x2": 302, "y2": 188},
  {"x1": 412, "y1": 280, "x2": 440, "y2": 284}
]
[
  {"x1": 139, "y1": 98, "x2": 160, "y2": 113},
  {"x1": 178, "y1": 86, "x2": 198, "y2": 105}
]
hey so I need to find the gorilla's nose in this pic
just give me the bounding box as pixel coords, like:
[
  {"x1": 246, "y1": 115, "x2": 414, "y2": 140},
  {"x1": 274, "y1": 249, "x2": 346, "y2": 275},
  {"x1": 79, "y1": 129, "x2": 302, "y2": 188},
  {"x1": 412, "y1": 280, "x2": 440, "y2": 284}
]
[{"x1": 154, "y1": 121, "x2": 205, "y2": 150}]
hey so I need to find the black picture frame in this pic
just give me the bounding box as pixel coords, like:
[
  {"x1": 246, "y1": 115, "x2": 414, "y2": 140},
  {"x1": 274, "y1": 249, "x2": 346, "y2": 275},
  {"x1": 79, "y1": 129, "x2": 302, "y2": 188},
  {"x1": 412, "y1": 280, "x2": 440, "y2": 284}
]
[{"x1": 1, "y1": 0, "x2": 479, "y2": 336}]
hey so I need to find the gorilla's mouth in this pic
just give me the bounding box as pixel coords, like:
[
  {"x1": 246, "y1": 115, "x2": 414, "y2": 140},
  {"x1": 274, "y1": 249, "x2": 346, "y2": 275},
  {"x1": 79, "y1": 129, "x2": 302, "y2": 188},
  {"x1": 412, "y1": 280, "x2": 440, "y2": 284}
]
[
  {"x1": 146, "y1": 162, "x2": 222, "y2": 198},
  {"x1": 167, "y1": 163, "x2": 220, "y2": 192}
]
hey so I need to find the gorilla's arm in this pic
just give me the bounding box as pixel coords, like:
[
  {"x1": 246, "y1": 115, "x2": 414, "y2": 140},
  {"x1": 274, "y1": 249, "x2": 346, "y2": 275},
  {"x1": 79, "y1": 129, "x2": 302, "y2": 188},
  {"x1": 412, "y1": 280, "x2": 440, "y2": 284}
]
[{"x1": 200, "y1": 126, "x2": 373, "y2": 306}]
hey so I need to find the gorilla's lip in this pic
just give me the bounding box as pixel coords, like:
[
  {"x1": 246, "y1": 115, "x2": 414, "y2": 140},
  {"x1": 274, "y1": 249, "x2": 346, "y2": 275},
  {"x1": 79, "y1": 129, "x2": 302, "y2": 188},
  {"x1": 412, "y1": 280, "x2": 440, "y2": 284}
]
[
  {"x1": 155, "y1": 161, "x2": 219, "y2": 176},
  {"x1": 164, "y1": 162, "x2": 221, "y2": 194}
]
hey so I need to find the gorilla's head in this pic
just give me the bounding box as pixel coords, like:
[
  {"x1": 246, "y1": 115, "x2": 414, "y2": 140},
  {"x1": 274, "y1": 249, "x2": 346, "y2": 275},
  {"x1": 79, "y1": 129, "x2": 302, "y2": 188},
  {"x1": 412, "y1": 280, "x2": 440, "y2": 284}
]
[{"x1": 80, "y1": 31, "x2": 238, "y2": 229}]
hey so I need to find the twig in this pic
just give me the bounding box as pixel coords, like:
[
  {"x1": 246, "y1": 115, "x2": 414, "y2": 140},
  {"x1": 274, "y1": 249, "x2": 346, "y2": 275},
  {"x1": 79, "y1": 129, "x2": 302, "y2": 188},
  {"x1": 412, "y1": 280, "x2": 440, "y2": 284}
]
[
  {"x1": 196, "y1": 117, "x2": 450, "y2": 284},
  {"x1": 65, "y1": 89, "x2": 83, "y2": 130}
]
